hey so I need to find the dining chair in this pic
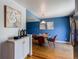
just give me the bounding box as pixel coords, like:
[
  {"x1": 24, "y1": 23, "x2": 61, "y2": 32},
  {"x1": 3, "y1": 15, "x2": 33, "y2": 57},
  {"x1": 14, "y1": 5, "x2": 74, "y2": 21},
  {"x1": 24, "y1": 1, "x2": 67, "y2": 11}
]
[
  {"x1": 48, "y1": 35, "x2": 57, "y2": 48},
  {"x1": 38, "y1": 36, "x2": 45, "y2": 46}
]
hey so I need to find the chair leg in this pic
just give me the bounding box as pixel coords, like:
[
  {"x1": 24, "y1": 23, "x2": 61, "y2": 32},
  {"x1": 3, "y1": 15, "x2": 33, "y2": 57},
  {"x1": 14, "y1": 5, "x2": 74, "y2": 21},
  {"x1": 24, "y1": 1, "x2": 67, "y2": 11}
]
[
  {"x1": 49, "y1": 42, "x2": 52, "y2": 48},
  {"x1": 49, "y1": 42, "x2": 55, "y2": 48},
  {"x1": 48, "y1": 41, "x2": 51, "y2": 48},
  {"x1": 48, "y1": 42, "x2": 55, "y2": 48},
  {"x1": 53, "y1": 42, "x2": 55, "y2": 48}
]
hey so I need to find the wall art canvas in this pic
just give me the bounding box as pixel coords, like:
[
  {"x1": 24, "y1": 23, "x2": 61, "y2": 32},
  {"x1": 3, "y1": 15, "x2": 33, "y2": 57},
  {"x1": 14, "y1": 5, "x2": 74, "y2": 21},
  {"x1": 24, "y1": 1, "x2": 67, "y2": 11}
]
[
  {"x1": 47, "y1": 22, "x2": 54, "y2": 29},
  {"x1": 40, "y1": 23, "x2": 46, "y2": 30},
  {"x1": 4, "y1": 5, "x2": 22, "y2": 28}
]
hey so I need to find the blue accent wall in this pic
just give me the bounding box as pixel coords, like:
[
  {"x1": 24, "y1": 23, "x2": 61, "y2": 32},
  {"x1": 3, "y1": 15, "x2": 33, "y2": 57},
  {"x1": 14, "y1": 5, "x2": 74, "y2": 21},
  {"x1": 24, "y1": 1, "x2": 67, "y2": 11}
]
[{"x1": 27, "y1": 16, "x2": 70, "y2": 41}]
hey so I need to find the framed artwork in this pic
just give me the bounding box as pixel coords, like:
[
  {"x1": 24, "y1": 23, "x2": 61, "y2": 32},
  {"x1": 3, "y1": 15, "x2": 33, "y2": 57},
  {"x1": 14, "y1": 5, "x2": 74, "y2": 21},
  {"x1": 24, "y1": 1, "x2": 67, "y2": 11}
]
[
  {"x1": 40, "y1": 21, "x2": 54, "y2": 30},
  {"x1": 47, "y1": 22, "x2": 54, "y2": 29},
  {"x1": 40, "y1": 22, "x2": 46, "y2": 30},
  {"x1": 4, "y1": 5, "x2": 22, "y2": 28}
]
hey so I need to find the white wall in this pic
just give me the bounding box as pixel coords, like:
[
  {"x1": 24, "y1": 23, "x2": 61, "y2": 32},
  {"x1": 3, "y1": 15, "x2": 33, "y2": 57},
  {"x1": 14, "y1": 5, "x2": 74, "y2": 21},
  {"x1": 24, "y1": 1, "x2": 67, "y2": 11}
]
[
  {"x1": 75, "y1": 0, "x2": 78, "y2": 16},
  {"x1": 0, "y1": 0, "x2": 26, "y2": 58}
]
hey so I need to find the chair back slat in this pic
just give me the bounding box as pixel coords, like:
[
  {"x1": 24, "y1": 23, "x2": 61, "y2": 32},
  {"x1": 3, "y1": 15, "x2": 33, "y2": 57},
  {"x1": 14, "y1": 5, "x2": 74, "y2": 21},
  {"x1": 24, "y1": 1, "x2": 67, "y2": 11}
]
[{"x1": 51, "y1": 35, "x2": 57, "y2": 42}]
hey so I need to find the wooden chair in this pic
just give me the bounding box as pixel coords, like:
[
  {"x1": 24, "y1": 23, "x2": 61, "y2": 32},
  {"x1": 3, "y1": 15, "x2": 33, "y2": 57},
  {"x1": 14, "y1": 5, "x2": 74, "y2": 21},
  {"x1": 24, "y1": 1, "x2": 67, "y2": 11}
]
[
  {"x1": 32, "y1": 34, "x2": 38, "y2": 40},
  {"x1": 38, "y1": 36, "x2": 45, "y2": 46},
  {"x1": 32, "y1": 34, "x2": 45, "y2": 46}
]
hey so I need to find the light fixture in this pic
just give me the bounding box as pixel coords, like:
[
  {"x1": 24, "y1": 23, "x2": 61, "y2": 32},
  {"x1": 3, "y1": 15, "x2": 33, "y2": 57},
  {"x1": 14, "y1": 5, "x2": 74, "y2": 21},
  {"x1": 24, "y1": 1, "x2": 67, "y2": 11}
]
[
  {"x1": 41, "y1": 20, "x2": 46, "y2": 24},
  {"x1": 40, "y1": 1, "x2": 46, "y2": 18}
]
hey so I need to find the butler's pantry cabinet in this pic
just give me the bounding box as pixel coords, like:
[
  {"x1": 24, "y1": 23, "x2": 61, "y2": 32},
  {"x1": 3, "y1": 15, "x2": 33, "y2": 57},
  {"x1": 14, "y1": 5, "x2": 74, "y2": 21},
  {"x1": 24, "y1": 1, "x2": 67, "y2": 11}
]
[
  {"x1": 2, "y1": 36, "x2": 31, "y2": 59},
  {"x1": 23, "y1": 37, "x2": 29, "y2": 58}
]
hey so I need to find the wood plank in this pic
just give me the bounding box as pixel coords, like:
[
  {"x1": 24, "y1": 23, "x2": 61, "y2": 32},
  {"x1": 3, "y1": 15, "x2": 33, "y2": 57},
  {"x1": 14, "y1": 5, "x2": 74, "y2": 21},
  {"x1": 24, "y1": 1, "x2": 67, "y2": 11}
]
[{"x1": 25, "y1": 43, "x2": 73, "y2": 59}]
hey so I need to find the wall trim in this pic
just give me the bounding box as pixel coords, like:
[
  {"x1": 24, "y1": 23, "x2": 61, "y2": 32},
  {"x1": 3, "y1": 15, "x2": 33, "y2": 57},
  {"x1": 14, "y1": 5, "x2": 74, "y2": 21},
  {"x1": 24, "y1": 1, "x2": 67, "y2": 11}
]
[{"x1": 56, "y1": 40, "x2": 69, "y2": 43}]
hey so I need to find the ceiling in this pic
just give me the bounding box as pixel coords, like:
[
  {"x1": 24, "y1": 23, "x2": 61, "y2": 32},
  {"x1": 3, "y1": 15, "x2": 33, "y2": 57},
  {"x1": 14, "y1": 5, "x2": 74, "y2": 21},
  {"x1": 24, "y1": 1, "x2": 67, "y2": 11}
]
[{"x1": 14, "y1": 0, "x2": 75, "y2": 18}]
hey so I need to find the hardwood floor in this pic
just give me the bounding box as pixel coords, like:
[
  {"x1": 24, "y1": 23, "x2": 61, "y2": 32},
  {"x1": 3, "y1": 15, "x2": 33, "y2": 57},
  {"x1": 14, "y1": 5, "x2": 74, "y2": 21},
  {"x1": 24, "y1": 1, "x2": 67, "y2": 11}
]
[{"x1": 26, "y1": 43, "x2": 73, "y2": 59}]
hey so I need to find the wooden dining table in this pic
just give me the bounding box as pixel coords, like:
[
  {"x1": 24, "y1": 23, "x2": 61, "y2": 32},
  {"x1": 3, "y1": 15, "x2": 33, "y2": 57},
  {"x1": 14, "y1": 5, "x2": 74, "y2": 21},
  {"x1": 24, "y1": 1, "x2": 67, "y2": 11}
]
[{"x1": 32, "y1": 33, "x2": 49, "y2": 45}]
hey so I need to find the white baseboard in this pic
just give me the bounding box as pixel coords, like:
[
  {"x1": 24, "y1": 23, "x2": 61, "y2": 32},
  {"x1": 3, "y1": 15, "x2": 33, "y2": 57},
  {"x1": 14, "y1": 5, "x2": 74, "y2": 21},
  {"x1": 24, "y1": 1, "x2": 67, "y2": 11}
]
[{"x1": 55, "y1": 40, "x2": 69, "y2": 43}]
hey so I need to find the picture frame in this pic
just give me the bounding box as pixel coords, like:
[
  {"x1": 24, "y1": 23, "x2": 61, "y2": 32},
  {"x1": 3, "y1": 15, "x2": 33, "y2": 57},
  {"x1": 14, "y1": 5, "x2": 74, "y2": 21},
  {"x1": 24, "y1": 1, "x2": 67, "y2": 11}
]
[
  {"x1": 47, "y1": 22, "x2": 54, "y2": 30},
  {"x1": 40, "y1": 23, "x2": 46, "y2": 30},
  {"x1": 4, "y1": 5, "x2": 22, "y2": 28}
]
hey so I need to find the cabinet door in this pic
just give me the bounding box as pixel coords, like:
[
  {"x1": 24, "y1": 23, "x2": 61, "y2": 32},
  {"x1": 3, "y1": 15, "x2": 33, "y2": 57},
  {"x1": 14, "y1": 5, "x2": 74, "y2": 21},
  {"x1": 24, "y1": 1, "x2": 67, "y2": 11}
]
[
  {"x1": 15, "y1": 40, "x2": 24, "y2": 59},
  {"x1": 23, "y1": 37, "x2": 29, "y2": 58}
]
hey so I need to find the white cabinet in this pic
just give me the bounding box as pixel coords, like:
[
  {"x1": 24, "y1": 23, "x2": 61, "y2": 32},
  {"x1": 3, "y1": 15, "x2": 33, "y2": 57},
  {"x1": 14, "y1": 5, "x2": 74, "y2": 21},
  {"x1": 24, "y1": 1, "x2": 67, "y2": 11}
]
[
  {"x1": 23, "y1": 37, "x2": 29, "y2": 58},
  {"x1": 2, "y1": 36, "x2": 32, "y2": 59},
  {"x1": 14, "y1": 39, "x2": 24, "y2": 59}
]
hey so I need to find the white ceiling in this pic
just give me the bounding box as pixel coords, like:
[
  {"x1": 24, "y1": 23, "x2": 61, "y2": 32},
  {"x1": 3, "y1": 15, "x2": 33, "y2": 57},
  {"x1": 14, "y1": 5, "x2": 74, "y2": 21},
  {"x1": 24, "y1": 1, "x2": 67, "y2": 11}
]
[{"x1": 14, "y1": 0, "x2": 75, "y2": 18}]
